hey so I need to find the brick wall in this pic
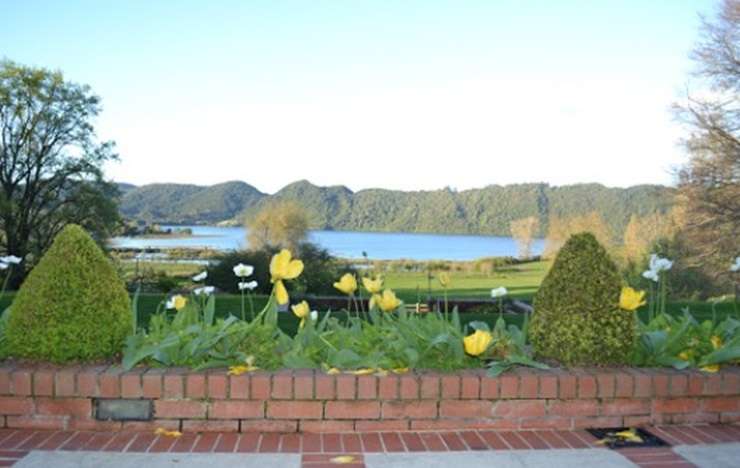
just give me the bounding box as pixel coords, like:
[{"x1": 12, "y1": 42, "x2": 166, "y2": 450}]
[{"x1": 0, "y1": 365, "x2": 738, "y2": 432}]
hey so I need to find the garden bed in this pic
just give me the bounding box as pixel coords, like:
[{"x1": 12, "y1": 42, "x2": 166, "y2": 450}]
[{"x1": 1, "y1": 364, "x2": 737, "y2": 433}]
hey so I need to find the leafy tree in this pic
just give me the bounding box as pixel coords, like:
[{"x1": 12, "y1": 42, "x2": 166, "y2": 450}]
[
  {"x1": 673, "y1": 0, "x2": 739, "y2": 285},
  {"x1": 543, "y1": 212, "x2": 614, "y2": 259},
  {"x1": 246, "y1": 199, "x2": 308, "y2": 252},
  {"x1": 0, "y1": 60, "x2": 120, "y2": 285}
]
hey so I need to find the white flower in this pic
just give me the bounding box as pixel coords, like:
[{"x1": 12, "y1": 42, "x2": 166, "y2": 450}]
[
  {"x1": 731, "y1": 256, "x2": 740, "y2": 272},
  {"x1": 193, "y1": 286, "x2": 215, "y2": 295},
  {"x1": 649, "y1": 254, "x2": 673, "y2": 273},
  {"x1": 491, "y1": 287, "x2": 508, "y2": 298},
  {"x1": 238, "y1": 280, "x2": 258, "y2": 291},
  {"x1": 310, "y1": 310, "x2": 319, "y2": 321},
  {"x1": 0, "y1": 262, "x2": 7, "y2": 270},
  {"x1": 642, "y1": 269, "x2": 659, "y2": 282},
  {"x1": 0, "y1": 255, "x2": 22, "y2": 264},
  {"x1": 192, "y1": 271, "x2": 208, "y2": 282},
  {"x1": 233, "y1": 263, "x2": 254, "y2": 278}
]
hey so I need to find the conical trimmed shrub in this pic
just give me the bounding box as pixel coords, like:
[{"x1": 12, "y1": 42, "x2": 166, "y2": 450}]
[
  {"x1": 529, "y1": 232, "x2": 634, "y2": 366},
  {"x1": 6, "y1": 224, "x2": 131, "y2": 362}
]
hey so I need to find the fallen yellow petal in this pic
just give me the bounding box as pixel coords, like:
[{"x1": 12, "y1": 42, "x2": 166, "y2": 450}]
[
  {"x1": 326, "y1": 367, "x2": 341, "y2": 375},
  {"x1": 349, "y1": 368, "x2": 375, "y2": 375},
  {"x1": 391, "y1": 367, "x2": 409, "y2": 374},
  {"x1": 701, "y1": 364, "x2": 720, "y2": 373},
  {"x1": 330, "y1": 455, "x2": 356, "y2": 464}
]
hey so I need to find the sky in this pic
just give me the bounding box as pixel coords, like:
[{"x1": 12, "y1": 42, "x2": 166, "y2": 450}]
[{"x1": 2, "y1": 0, "x2": 716, "y2": 193}]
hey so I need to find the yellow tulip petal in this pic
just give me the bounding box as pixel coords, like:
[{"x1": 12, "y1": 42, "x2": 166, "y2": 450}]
[
  {"x1": 701, "y1": 364, "x2": 720, "y2": 373},
  {"x1": 391, "y1": 368, "x2": 409, "y2": 374},
  {"x1": 349, "y1": 368, "x2": 375, "y2": 375},
  {"x1": 362, "y1": 276, "x2": 383, "y2": 294},
  {"x1": 270, "y1": 249, "x2": 292, "y2": 280},
  {"x1": 330, "y1": 455, "x2": 356, "y2": 464},
  {"x1": 274, "y1": 280, "x2": 289, "y2": 305},
  {"x1": 326, "y1": 367, "x2": 341, "y2": 375},
  {"x1": 711, "y1": 335, "x2": 722, "y2": 350},
  {"x1": 464, "y1": 330, "x2": 494, "y2": 356},
  {"x1": 284, "y1": 259, "x2": 304, "y2": 280},
  {"x1": 291, "y1": 300, "x2": 310, "y2": 319}
]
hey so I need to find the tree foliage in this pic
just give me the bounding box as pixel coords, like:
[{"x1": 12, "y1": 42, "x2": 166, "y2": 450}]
[
  {"x1": 5, "y1": 225, "x2": 131, "y2": 362},
  {"x1": 0, "y1": 60, "x2": 119, "y2": 284},
  {"x1": 530, "y1": 233, "x2": 634, "y2": 366},
  {"x1": 674, "y1": 0, "x2": 739, "y2": 281},
  {"x1": 245, "y1": 199, "x2": 309, "y2": 252},
  {"x1": 510, "y1": 216, "x2": 539, "y2": 258}
]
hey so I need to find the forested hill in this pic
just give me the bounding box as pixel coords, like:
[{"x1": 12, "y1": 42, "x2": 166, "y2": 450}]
[{"x1": 118, "y1": 180, "x2": 674, "y2": 237}]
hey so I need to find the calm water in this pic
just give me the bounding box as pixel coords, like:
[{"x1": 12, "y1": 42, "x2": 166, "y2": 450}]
[{"x1": 111, "y1": 225, "x2": 544, "y2": 261}]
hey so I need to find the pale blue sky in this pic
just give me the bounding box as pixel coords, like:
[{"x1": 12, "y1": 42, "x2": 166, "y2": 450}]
[{"x1": 2, "y1": 0, "x2": 715, "y2": 192}]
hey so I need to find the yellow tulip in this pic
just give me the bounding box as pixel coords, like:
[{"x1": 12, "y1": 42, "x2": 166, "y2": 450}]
[
  {"x1": 333, "y1": 273, "x2": 358, "y2": 295},
  {"x1": 377, "y1": 289, "x2": 401, "y2": 312},
  {"x1": 438, "y1": 271, "x2": 451, "y2": 288},
  {"x1": 701, "y1": 364, "x2": 720, "y2": 373},
  {"x1": 619, "y1": 286, "x2": 646, "y2": 311},
  {"x1": 362, "y1": 276, "x2": 383, "y2": 294},
  {"x1": 678, "y1": 351, "x2": 690, "y2": 361},
  {"x1": 463, "y1": 329, "x2": 493, "y2": 356},
  {"x1": 291, "y1": 300, "x2": 311, "y2": 328},
  {"x1": 369, "y1": 293, "x2": 382, "y2": 310},
  {"x1": 173, "y1": 295, "x2": 187, "y2": 311},
  {"x1": 711, "y1": 335, "x2": 723, "y2": 350},
  {"x1": 270, "y1": 249, "x2": 304, "y2": 305}
]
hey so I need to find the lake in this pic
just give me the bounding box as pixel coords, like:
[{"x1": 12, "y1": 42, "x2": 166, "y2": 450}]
[{"x1": 111, "y1": 225, "x2": 544, "y2": 261}]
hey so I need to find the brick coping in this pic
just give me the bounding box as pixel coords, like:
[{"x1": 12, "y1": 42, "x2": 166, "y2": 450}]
[
  {"x1": 0, "y1": 365, "x2": 738, "y2": 434},
  {"x1": 0, "y1": 425, "x2": 739, "y2": 467}
]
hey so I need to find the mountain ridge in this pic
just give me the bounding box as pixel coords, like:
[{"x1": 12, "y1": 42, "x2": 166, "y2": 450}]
[{"x1": 117, "y1": 180, "x2": 674, "y2": 238}]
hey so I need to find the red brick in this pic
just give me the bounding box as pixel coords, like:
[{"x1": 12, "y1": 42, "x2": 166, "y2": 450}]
[
  {"x1": 399, "y1": 375, "x2": 419, "y2": 399},
  {"x1": 229, "y1": 375, "x2": 249, "y2": 399},
  {"x1": 480, "y1": 376, "x2": 499, "y2": 399},
  {"x1": 573, "y1": 416, "x2": 622, "y2": 429},
  {"x1": 440, "y1": 400, "x2": 492, "y2": 418},
  {"x1": 182, "y1": 420, "x2": 239, "y2": 432},
  {"x1": 669, "y1": 412, "x2": 719, "y2": 424},
  {"x1": 703, "y1": 397, "x2": 740, "y2": 412},
  {"x1": 99, "y1": 367, "x2": 123, "y2": 398},
  {"x1": 76, "y1": 368, "x2": 101, "y2": 397},
  {"x1": 460, "y1": 373, "x2": 480, "y2": 399},
  {"x1": 631, "y1": 370, "x2": 652, "y2": 398},
  {"x1": 441, "y1": 375, "x2": 461, "y2": 398},
  {"x1": 315, "y1": 374, "x2": 335, "y2": 400},
  {"x1": 410, "y1": 419, "x2": 505, "y2": 430},
  {"x1": 0, "y1": 367, "x2": 11, "y2": 394},
  {"x1": 336, "y1": 375, "x2": 356, "y2": 399},
  {"x1": 325, "y1": 401, "x2": 379, "y2": 419},
  {"x1": 721, "y1": 371, "x2": 740, "y2": 395},
  {"x1": 557, "y1": 372, "x2": 577, "y2": 399},
  {"x1": 54, "y1": 369, "x2": 76, "y2": 398},
  {"x1": 300, "y1": 420, "x2": 354, "y2": 432},
  {"x1": 687, "y1": 371, "x2": 705, "y2": 396},
  {"x1": 539, "y1": 374, "x2": 558, "y2": 399},
  {"x1": 492, "y1": 400, "x2": 545, "y2": 418},
  {"x1": 11, "y1": 369, "x2": 32, "y2": 396},
  {"x1": 596, "y1": 371, "x2": 615, "y2": 398},
  {"x1": 210, "y1": 400, "x2": 263, "y2": 419},
  {"x1": 601, "y1": 398, "x2": 650, "y2": 416},
  {"x1": 614, "y1": 372, "x2": 634, "y2": 398},
  {"x1": 356, "y1": 375, "x2": 376, "y2": 399},
  {"x1": 121, "y1": 419, "x2": 180, "y2": 432},
  {"x1": 624, "y1": 415, "x2": 652, "y2": 426},
  {"x1": 0, "y1": 397, "x2": 33, "y2": 415},
  {"x1": 577, "y1": 372, "x2": 597, "y2": 398},
  {"x1": 500, "y1": 374, "x2": 518, "y2": 398},
  {"x1": 519, "y1": 417, "x2": 572, "y2": 430},
  {"x1": 6, "y1": 415, "x2": 66, "y2": 430},
  {"x1": 250, "y1": 374, "x2": 270, "y2": 400},
  {"x1": 185, "y1": 374, "x2": 206, "y2": 399},
  {"x1": 293, "y1": 371, "x2": 314, "y2": 399},
  {"x1": 154, "y1": 400, "x2": 207, "y2": 419},
  {"x1": 704, "y1": 373, "x2": 722, "y2": 395},
  {"x1": 271, "y1": 372, "x2": 293, "y2": 399},
  {"x1": 378, "y1": 376, "x2": 398, "y2": 399},
  {"x1": 669, "y1": 372, "x2": 688, "y2": 397},
  {"x1": 33, "y1": 370, "x2": 54, "y2": 396},
  {"x1": 162, "y1": 371, "x2": 184, "y2": 399},
  {"x1": 355, "y1": 420, "x2": 410, "y2": 431},
  {"x1": 654, "y1": 398, "x2": 699, "y2": 414},
  {"x1": 240, "y1": 420, "x2": 297, "y2": 432},
  {"x1": 121, "y1": 371, "x2": 143, "y2": 398},
  {"x1": 382, "y1": 401, "x2": 437, "y2": 419},
  {"x1": 653, "y1": 372, "x2": 669, "y2": 397},
  {"x1": 68, "y1": 418, "x2": 122, "y2": 431},
  {"x1": 519, "y1": 371, "x2": 538, "y2": 398},
  {"x1": 420, "y1": 374, "x2": 440, "y2": 399},
  {"x1": 141, "y1": 369, "x2": 164, "y2": 398},
  {"x1": 207, "y1": 372, "x2": 228, "y2": 399},
  {"x1": 267, "y1": 401, "x2": 322, "y2": 419},
  {"x1": 36, "y1": 398, "x2": 91, "y2": 418},
  {"x1": 549, "y1": 399, "x2": 600, "y2": 417}
]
